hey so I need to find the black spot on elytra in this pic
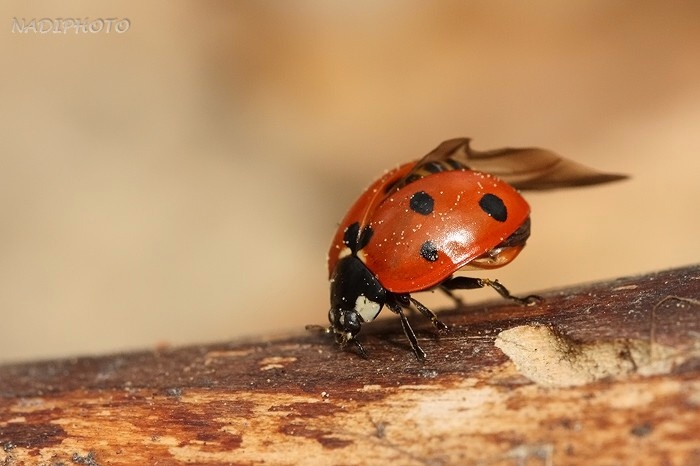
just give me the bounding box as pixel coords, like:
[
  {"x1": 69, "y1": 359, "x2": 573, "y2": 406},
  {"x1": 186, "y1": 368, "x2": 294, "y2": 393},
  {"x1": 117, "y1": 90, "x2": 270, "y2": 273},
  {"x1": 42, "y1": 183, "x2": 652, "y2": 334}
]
[
  {"x1": 343, "y1": 222, "x2": 359, "y2": 249},
  {"x1": 479, "y1": 193, "x2": 507, "y2": 222},
  {"x1": 409, "y1": 191, "x2": 434, "y2": 215},
  {"x1": 358, "y1": 226, "x2": 373, "y2": 250},
  {"x1": 420, "y1": 240, "x2": 439, "y2": 262},
  {"x1": 343, "y1": 222, "x2": 373, "y2": 254}
]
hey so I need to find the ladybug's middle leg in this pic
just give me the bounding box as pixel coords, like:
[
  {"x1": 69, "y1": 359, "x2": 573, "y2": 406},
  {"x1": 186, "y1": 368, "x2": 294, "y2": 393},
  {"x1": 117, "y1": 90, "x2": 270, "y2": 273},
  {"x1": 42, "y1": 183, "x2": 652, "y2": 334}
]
[
  {"x1": 395, "y1": 294, "x2": 448, "y2": 331},
  {"x1": 411, "y1": 297, "x2": 449, "y2": 331},
  {"x1": 441, "y1": 276, "x2": 541, "y2": 305}
]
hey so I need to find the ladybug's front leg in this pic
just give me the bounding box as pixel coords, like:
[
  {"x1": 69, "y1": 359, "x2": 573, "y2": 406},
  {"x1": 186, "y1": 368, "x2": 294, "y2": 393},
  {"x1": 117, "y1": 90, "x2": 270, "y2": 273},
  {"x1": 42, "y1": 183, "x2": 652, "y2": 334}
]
[
  {"x1": 386, "y1": 299, "x2": 426, "y2": 361},
  {"x1": 441, "y1": 276, "x2": 541, "y2": 305}
]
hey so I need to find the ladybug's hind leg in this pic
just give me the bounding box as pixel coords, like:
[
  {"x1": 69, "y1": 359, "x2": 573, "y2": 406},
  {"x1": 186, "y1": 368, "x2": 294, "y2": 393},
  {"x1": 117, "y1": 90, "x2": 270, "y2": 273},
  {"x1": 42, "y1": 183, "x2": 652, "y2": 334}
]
[
  {"x1": 442, "y1": 276, "x2": 541, "y2": 305},
  {"x1": 439, "y1": 286, "x2": 464, "y2": 307}
]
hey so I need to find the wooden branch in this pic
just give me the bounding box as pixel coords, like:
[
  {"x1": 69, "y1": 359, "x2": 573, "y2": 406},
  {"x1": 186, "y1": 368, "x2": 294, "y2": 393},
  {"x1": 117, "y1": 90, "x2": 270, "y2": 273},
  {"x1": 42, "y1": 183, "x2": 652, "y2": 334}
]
[{"x1": 1, "y1": 265, "x2": 699, "y2": 465}]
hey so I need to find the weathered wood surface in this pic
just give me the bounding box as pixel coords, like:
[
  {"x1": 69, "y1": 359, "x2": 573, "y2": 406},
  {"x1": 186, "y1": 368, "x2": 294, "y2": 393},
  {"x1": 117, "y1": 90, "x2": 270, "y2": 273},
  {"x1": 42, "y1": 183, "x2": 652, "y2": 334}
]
[{"x1": 1, "y1": 265, "x2": 699, "y2": 466}]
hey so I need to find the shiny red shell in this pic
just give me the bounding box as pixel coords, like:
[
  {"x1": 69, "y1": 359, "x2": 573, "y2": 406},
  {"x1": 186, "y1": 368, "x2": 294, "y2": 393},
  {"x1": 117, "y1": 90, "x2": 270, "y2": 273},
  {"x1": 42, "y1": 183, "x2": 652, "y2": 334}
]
[{"x1": 328, "y1": 162, "x2": 530, "y2": 294}]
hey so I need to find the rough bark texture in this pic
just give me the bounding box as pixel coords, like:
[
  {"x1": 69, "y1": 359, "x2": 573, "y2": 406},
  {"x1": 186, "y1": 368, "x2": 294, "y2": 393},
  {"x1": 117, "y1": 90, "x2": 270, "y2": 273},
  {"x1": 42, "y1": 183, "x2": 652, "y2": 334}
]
[{"x1": 1, "y1": 265, "x2": 699, "y2": 465}]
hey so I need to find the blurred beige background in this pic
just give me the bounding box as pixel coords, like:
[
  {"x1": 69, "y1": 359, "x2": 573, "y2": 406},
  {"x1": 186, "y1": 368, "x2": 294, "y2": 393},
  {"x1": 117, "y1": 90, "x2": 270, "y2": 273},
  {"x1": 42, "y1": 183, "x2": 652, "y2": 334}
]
[{"x1": 1, "y1": 1, "x2": 698, "y2": 363}]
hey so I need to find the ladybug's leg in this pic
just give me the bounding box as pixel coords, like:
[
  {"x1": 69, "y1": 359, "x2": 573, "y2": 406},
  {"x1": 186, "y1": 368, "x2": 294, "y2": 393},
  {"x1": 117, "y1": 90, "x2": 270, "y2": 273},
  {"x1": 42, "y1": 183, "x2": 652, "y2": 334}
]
[
  {"x1": 482, "y1": 278, "x2": 540, "y2": 305},
  {"x1": 352, "y1": 339, "x2": 369, "y2": 359},
  {"x1": 442, "y1": 277, "x2": 541, "y2": 305},
  {"x1": 409, "y1": 297, "x2": 449, "y2": 331},
  {"x1": 386, "y1": 300, "x2": 426, "y2": 361},
  {"x1": 439, "y1": 286, "x2": 464, "y2": 306},
  {"x1": 395, "y1": 294, "x2": 448, "y2": 330},
  {"x1": 333, "y1": 329, "x2": 369, "y2": 359}
]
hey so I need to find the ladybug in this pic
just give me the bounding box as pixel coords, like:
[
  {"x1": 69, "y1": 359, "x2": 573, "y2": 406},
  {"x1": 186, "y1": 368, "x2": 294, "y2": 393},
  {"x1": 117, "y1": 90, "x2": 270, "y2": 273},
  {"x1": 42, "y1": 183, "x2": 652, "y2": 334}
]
[{"x1": 322, "y1": 138, "x2": 626, "y2": 360}]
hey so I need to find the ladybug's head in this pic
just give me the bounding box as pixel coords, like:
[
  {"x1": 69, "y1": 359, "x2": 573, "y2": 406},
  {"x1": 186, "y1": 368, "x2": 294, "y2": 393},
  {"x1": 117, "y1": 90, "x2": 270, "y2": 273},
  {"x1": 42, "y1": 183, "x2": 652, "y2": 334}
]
[{"x1": 328, "y1": 255, "x2": 387, "y2": 358}]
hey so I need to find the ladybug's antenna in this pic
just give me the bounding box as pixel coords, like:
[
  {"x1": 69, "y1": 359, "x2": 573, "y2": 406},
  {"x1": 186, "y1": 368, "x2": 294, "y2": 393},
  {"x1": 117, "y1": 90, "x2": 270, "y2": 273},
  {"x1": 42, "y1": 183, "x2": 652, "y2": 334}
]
[{"x1": 305, "y1": 324, "x2": 331, "y2": 334}]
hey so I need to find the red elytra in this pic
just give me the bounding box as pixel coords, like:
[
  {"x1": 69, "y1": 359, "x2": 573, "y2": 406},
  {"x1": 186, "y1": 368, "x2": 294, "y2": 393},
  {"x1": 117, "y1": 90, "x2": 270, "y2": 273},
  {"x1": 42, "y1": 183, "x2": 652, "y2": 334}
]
[
  {"x1": 321, "y1": 138, "x2": 626, "y2": 360},
  {"x1": 328, "y1": 167, "x2": 529, "y2": 292}
]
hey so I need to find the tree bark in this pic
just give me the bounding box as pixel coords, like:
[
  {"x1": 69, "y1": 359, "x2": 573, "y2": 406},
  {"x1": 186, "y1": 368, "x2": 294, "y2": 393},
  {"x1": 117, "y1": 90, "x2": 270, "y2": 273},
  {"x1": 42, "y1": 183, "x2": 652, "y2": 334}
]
[{"x1": 1, "y1": 265, "x2": 699, "y2": 465}]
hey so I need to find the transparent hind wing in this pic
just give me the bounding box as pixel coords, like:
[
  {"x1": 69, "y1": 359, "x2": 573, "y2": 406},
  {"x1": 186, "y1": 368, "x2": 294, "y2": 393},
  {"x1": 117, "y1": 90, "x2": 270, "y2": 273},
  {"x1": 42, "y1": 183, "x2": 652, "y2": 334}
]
[{"x1": 398, "y1": 138, "x2": 628, "y2": 192}]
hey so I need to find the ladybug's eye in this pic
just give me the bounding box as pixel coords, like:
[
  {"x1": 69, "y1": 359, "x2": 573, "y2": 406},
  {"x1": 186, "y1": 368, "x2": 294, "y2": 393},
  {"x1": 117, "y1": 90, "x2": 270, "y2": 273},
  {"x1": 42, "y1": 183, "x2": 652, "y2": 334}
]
[
  {"x1": 341, "y1": 311, "x2": 362, "y2": 336},
  {"x1": 328, "y1": 307, "x2": 362, "y2": 337}
]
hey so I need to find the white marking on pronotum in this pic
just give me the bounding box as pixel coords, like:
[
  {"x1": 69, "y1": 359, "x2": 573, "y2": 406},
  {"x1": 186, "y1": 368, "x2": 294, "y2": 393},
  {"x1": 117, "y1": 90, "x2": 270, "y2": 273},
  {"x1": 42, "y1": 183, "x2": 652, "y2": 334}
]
[{"x1": 355, "y1": 295, "x2": 381, "y2": 322}]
